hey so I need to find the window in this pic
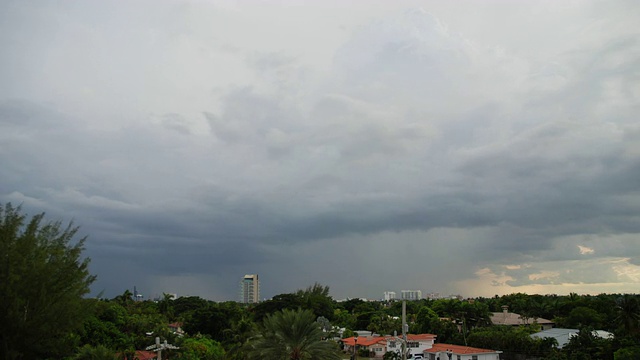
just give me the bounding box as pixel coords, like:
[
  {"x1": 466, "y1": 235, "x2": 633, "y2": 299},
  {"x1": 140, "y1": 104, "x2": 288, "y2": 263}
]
[
  {"x1": 408, "y1": 342, "x2": 420, "y2": 348},
  {"x1": 457, "y1": 356, "x2": 461, "y2": 360},
  {"x1": 389, "y1": 341, "x2": 396, "y2": 348},
  {"x1": 472, "y1": 356, "x2": 478, "y2": 360}
]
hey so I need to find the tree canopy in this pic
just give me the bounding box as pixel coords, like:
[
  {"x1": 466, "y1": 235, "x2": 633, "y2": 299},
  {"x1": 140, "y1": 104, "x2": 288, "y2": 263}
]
[
  {"x1": 247, "y1": 308, "x2": 341, "y2": 360},
  {"x1": 0, "y1": 203, "x2": 96, "y2": 359}
]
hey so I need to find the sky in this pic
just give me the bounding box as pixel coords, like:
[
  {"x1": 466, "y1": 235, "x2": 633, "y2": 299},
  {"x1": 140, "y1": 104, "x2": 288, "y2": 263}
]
[{"x1": 1, "y1": 0, "x2": 639, "y2": 301}]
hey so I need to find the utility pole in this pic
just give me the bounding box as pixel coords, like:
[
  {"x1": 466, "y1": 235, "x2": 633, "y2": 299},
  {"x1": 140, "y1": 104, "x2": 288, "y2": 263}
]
[
  {"x1": 402, "y1": 300, "x2": 407, "y2": 360},
  {"x1": 146, "y1": 337, "x2": 179, "y2": 360}
]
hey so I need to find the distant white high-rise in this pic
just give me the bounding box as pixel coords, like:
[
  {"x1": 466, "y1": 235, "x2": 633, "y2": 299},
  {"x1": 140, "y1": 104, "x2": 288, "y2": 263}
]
[
  {"x1": 401, "y1": 290, "x2": 422, "y2": 300},
  {"x1": 240, "y1": 274, "x2": 260, "y2": 304},
  {"x1": 425, "y1": 292, "x2": 441, "y2": 300},
  {"x1": 383, "y1": 291, "x2": 397, "y2": 301}
]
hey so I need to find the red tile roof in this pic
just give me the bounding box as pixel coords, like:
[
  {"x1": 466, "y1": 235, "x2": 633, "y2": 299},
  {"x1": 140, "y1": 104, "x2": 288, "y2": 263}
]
[
  {"x1": 342, "y1": 336, "x2": 387, "y2": 347},
  {"x1": 136, "y1": 350, "x2": 157, "y2": 360},
  {"x1": 342, "y1": 334, "x2": 436, "y2": 347},
  {"x1": 406, "y1": 334, "x2": 436, "y2": 341},
  {"x1": 426, "y1": 343, "x2": 499, "y2": 355},
  {"x1": 117, "y1": 350, "x2": 157, "y2": 360}
]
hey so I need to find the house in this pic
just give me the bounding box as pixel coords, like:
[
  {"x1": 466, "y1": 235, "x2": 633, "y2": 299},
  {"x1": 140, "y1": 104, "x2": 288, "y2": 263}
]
[
  {"x1": 342, "y1": 333, "x2": 437, "y2": 358},
  {"x1": 342, "y1": 336, "x2": 387, "y2": 358},
  {"x1": 387, "y1": 334, "x2": 436, "y2": 358},
  {"x1": 342, "y1": 334, "x2": 501, "y2": 359},
  {"x1": 490, "y1": 305, "x2": 554, "y2": 330},
  {"x1": 530, "y1": 328, "x2": 613, "y2": 348},
  {"x1": 424, "y1": 344, "x2": 501, "y2": 360},
  {"x1": 168, "y1": 322, "x2": 184, "y2": 337}
]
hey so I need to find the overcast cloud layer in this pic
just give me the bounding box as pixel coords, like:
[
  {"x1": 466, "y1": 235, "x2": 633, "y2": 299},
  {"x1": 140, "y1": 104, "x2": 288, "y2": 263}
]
[{"x1": 1, "y1": 0, "x2": 639, "y2": 301}]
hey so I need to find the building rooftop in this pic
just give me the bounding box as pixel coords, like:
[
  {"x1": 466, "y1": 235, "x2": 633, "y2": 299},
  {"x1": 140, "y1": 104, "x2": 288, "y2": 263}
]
[
  {"x1": 530, "y1": 328, "x2": 613, "y2": 348},
  {"x1": 427, "y1": 343, "x2": 500, "y2": 355},
  {"x1": 490, "y1": 306, "x2": 554, "y2": 326},
  {"x1": 341, "y1": 333, "x2": 437, "y2": 347}
]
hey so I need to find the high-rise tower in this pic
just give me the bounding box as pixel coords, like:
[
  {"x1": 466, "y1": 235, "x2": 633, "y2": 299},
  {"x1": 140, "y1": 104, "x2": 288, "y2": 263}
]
[
  {"x1": 240, "y1": 274, "x2": 260, "y2": 304},
  {"x1": 400, "y1": 290, "x2": 422, "y2": 300}
]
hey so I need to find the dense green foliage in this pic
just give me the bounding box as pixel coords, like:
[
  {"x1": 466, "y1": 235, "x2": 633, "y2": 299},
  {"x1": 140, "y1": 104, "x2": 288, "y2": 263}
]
[
  {"x1": 467, "y1": 325, "x2": 558, "y2": 359},
  {"x1": 0, "y1": 203, "x2": 95, "y2": 360},
  {"x1": 65, "y1": 289, "x2": 640, "y2": 360},
  {"x1": 179, "y1": 335, "x2": 225, "y2": 360},
  {"x1": 81, "y1": 289, "x2": 640, "y2": 359},
  {"x1": 246, "y1": 308, "x2": 341, "y2": 360},
  {"x1": 73, "y1": 344, "x2": 116, "y2": 360}
]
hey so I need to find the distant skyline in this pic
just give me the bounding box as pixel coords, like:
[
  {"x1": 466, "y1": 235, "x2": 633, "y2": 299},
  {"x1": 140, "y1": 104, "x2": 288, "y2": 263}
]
[
  {"x1": 132, "y1": 285, "x2": 460, "y2": 302},
  {"x1": 138, "y1": 281, "x2": 469, "y2": 302},
  {"x1": 1, "y1": 0, "x2": 639, "y2": 301}
]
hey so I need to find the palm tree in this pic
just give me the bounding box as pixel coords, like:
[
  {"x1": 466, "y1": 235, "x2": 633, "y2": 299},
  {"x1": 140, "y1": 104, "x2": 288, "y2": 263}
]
[
  {"x1": 616, "y1": 295, "x2": 640, "y2": 338},
  {"x1": 247, "y1": 308, "x2": 341, "y2": 360},
  {"x1": 223, "y1": 314, "x2": 255, "y2": 360},
  {"x1": 114, "y1": 289, "x2": 134, "y2": 308},
  {"x1": 158, "y1": 292, "x2": 175, "y2": 320}
]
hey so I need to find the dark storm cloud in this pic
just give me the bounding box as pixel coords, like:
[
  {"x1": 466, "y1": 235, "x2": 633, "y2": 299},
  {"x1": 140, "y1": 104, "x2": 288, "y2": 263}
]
[{"x1": 1, "y1": 1, "x2": 639, "y2": 299}]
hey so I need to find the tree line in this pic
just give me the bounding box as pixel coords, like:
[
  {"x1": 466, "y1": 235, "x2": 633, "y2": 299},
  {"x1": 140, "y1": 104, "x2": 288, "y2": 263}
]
[{"x1": 2, "y1": 203, "x2": 640, "y2": 359}]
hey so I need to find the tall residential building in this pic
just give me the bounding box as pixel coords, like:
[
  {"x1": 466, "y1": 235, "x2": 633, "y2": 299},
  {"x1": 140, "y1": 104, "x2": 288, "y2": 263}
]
[
  {"x1": 401, "y1": 290, "x2": 422, "y2": 300},
  {"x1": 383, "y1": 291, "x2": 397, "y2": 301},
  {"x1": 240, "y1": 274, "x2": 260, "y2": 304}
]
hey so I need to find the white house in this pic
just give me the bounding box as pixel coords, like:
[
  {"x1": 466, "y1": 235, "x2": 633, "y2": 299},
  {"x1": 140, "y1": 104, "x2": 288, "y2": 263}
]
[
  {"x1": 386, "y1": 334, "x2": 436, "y2": 358},
  {"x1": 342, "y1": 336, "x2": 388, "y2": 358}
]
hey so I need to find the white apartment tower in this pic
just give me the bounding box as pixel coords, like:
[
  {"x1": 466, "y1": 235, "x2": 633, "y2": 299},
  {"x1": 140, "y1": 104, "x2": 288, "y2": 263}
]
[
  {"x1": 383, "y1": 291, "x2": 397, "y2": 301},
  {"x1": 401, "y1": 290, "x2": 422, "y2": 300},
  {"x1": 240, "y1": 274, "x2": 260, "y2": 304}
]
